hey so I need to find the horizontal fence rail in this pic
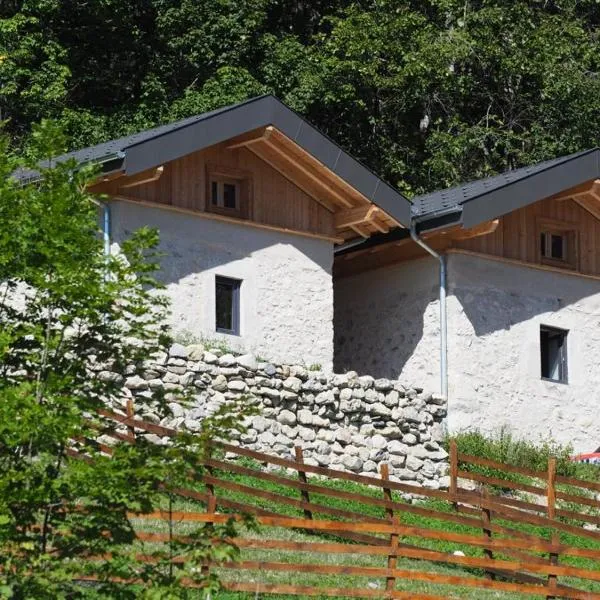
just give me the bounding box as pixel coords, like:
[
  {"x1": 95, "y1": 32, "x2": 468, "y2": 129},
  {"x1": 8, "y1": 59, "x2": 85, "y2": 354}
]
[{"x1": 72, "y1": 407, "x2": 600, "y2": 599}]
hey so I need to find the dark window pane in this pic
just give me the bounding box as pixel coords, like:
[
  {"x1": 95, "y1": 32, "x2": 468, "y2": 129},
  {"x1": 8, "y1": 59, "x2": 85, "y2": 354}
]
[
  {"x1": 540, "y1": 326, "x2": 568, "y2": 382},
  {"x1": 211, "y1": 181, "x2": 218, "y2": 205},
  {"x1": 551, "y1": 234, "x2": 564, "y2": 260},
  {"x1": 223, "y1": 183, "x2": 237, "y2": 209},
  {"x1": 215, "y1": 281, "x2": 233, "y2": 331},
  {"x1": 540, "y1": 233, "x2": 546, "y2": 257}
]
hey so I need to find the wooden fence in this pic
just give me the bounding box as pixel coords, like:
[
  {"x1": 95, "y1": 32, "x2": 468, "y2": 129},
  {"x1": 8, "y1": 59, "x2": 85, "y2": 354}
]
[{"x1": 78, "y1": 407, "x2": 600, "y2": 599}]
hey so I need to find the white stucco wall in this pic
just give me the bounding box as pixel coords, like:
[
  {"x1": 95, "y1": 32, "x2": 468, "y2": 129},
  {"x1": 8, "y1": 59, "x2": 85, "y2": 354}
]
[
  {"x1": 110, "y1": 201, "x2": 334, "y2": 370},
  {"x1": 334, "y1": 256, "x2": 441, "y2": 390},
  {"x1": 334, "y1": 251, "x2": 600, "y2": 452},
  {"x1": 446, "y1": 252, "x2": 600, "y2": 452}
]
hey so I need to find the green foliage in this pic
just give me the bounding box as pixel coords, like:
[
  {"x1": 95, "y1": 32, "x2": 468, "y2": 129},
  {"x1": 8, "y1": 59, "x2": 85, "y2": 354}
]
[
  {"x1": 4, "y1": 1, "x2": 600, "y2": 194},
  {"x1": 448, "y1": 427, "x2": 599, "y2": 484},
  {"x1": 0, "y1": 122, "x2": 253, "y2": 598}
]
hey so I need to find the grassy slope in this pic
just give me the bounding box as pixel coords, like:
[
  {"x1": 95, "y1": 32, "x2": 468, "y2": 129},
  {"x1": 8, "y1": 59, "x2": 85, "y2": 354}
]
[{"x1": 133, "y1": 457, "x2": 600, "y2": 599}]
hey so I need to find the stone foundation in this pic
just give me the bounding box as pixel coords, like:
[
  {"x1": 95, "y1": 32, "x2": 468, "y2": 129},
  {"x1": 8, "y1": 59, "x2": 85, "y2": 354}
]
[{"x1": 111, "y1": 343, "x2": 449, "y2": 489}]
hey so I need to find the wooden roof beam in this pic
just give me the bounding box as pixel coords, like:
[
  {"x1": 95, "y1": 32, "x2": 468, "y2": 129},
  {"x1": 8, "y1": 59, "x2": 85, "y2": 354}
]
[
  {"x1": 452, "y1": 219, "x2": 499, "y2": 241},
  {"x1": 119, "y1": 166, "x2": 164, "y2": 189},
  {"x1": 226, "y1": 127, "x2": 274, "y2": 150},
  {"x1": 261, "y1": 129, "x2": 354, "y2": 208},
  {"x1": 335, "y1": 206, "x2": 378, "y2": 228}
]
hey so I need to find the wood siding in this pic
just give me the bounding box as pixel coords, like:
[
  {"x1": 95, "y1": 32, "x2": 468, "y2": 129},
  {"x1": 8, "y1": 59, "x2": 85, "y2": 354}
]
[
  {"x1": 454, "y1": 197, "x2": 600, "y2": 276},
  {"x1": 103, "y1": 143, "x2": 335, "y2": 238}
]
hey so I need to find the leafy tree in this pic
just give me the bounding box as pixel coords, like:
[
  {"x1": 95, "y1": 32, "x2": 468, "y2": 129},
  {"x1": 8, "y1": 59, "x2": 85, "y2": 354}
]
[
  {"x1": 3, "y1": 1, "x2": 600, "y2": 194},
  {"x1": 0, "y1": 122, "x2": 250, "y2": 599}
]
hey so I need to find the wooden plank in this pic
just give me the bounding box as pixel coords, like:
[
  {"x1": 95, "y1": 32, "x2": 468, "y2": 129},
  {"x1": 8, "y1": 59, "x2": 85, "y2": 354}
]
[
  {"x1": 547, "y1": 457, "x2": 556, "y2": 520},
  {"x1": 223, "y1": 582, "x2": 444, "y2": 600},
  {"x1": 118, "y1": 166, "x2": 164, "y2": 189},
  {"x1": 458, "y1": 451, "x2": 548, "y2": 481},
  {"x1": 335, "y1": 206, "x2": 378, "y2": 228},
  {"x1": 452, "y1": 219, "x2": 499, "y2": 240},
  {"x1": 556, "y1": 488, "x2": 600, "y2": 510},
  {"x1": 221, "y1": 559, "x2": 600, "y2": 598},
  {"x1": 226, "y1": 127, "x2": 273, "y2": 150},
  {"x1": 456, "y1": 469, "x2": 547, "y2": 496},
  {"x1": 295, "y1": 446, "x2": 313, "y2": 522}
]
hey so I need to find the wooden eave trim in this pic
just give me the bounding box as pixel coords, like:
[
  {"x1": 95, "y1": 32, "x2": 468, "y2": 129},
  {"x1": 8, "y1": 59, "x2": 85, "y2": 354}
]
[
  {"x1": 451, "y1": 219, "x2": 499, "y2": 240},
  {"x1": 226, "y1": 127, "x2": 274, "y2": 150},
  {"x1": 119, "y1": 166, "x2": 164, "y2": 189},
  {"x1": 110, "y1": 194, "x2": 343, "y2": 244},
  {"x1": 447, "y1": 248, "x2": 600, "y2": 283}
]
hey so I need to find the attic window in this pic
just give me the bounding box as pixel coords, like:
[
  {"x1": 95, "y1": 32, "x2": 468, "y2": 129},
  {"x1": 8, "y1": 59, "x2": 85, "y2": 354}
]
[
  {"x1": 536, "y1": 218, "x2": 578, "y2": 271},
  {"x1": 206, "y1": 164, "x2": 252, "y2": 219}
]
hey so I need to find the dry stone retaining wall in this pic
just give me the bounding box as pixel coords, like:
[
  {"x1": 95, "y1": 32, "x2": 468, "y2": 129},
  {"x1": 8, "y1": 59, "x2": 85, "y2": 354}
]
[{"x1": 114, "y1": 343, "x2": 450, "y2": 489}]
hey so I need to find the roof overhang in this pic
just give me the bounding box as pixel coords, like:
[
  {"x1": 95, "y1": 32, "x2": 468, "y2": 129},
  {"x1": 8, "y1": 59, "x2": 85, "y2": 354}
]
[
  {"x1": 117, "y1": 95, "x2": 411, "y2": 229},
  {"x1": 460, "y1": 149, "x2": 600, "y2": 228}
]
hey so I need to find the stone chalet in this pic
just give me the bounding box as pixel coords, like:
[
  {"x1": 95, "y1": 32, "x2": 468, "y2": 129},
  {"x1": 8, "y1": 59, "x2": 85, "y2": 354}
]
[{"x1": 39, "y1": 95, "x2": 600, "y2": 452}]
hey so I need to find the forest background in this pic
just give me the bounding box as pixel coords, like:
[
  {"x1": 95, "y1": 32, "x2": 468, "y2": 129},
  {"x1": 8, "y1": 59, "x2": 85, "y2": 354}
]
[{"x1": 3, "y1": 0, "x2": 600, "y2": 195}]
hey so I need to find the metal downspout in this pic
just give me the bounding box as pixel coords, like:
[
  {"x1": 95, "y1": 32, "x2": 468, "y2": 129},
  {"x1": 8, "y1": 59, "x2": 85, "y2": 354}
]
[
  {"x1": 103, "y1": 202, "x2": 111, "y2": 257},
  {"x1": 409, "y1": 222, "x2": 448, "y2": 400}
]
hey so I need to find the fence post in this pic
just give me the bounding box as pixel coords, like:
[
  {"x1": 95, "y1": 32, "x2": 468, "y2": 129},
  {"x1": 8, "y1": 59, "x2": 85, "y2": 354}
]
[
  {"x1": 201, "y1": 493, "x2": 217, "y2": 580},
  {"x1": 294, "y1": 446, "x2": 313, "y2": 522},
  {"x1": 546, "y1": 531, "x2": 559, "y2": 599},
  {"x1": 126, "y1": 398, "x2": 135, "y2": 443},
  {"x1": 547, "y1": 457, "x2": 557, "y2": 520},
  {"x1": 481, "y1": 487, "x2": 496, "y2": 581},
  {"x1": 449, "y1": 440, "x2": 458, "y2": 509},
  {"x1": 380, "y1": 463, "x2": 398, "y2": 593}
]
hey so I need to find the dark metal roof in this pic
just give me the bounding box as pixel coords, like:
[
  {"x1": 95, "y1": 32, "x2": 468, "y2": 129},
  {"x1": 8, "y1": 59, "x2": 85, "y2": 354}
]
[
  {"x1": 412, "y1": 148, "x2": 600, "y2": 228},
  {"x1": 21, "y1": 95, "x2": 412, "y2": 227}
]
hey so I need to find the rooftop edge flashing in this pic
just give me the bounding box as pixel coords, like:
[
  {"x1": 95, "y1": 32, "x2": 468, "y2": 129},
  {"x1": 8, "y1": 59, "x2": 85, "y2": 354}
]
[{"x1": 461, "y1": 149, "x2": 600, "y2": 228}]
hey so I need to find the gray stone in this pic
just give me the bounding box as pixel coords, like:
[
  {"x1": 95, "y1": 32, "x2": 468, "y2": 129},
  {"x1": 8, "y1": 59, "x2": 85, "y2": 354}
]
[
  {"x1": 168, "y1": 402, "x2": 185, "y2": 418},
  {"x1": 277, "y1": 410, "x2": 297, "y2": 426},
  {"x1": 406, "y1": 455, "x2": 424, "y2": 471},
  {"x1": 125, "y1": 375, "x2": 148, "y2": 390},
  {"x1": 342, "y1": 455, "x2": 363, "y2": 472},
  {"x1": 335, "y1": 429, "x2": 353, "y2": 445},
  {"x1": 98, "y1": 371, "x2": 123, "y2": 384},
  {"x1": 228, "y1": 380, "x2": 248, "y2": 393},
  {"x1": 235, "y1": 353, "x2": 258, "y2": 371},
  {"x1": 261, "y1": 387, "x2": 281, "y2": 401},
  {"x1": 283, "y1": 376, "x2": 302, "y2": 393},
  {"x1": 403, "y1": 406, "x2": 421, "y2": 423},
  {"x1": 371, "y1": 434, "x2": 387, "y2": 449},
  {"x1": 212, "y1": 374, "x2": 228, "y2": 392},
  {"x1": 299, "y1": 428, "x2": 316, "y2": 442},
  {"x1": 297, "y1": 409, "x2": 313, "y2": 425},
  {"x1": 374, "y1": 378, "x2": 393, "y2": 392},
  {"x1": 371, "y1": 402, "x2": 392, "y2": 417},
  {"x1": 263, "y1": 363, "x2": 277, "y2": 376},
  {"x1": 218, "y1": 353, "x2": 236, "y2": 367},
  {"x1": 388, "y1": 440, "x2": 409, "y2": 455},
  {"x1": 169, "y1": 343, "x2": 188, "y2": 359},
  {"x1": 402, "y1": 433, "x2": 418, "y2": 445},
  {"x1": 203, "y1": 351, "x2": 218, "y2": 364},
  {"x1": 258, "y1": 431, "x2": 276, "y2": 446},
  {"x1": 186, "y1": 344, "x2": 205, "y2": 360}
]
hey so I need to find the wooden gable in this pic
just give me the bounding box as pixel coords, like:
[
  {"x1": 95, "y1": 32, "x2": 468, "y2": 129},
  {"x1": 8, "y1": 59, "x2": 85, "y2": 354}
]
[
  {"x1": 89, "y1": 126, "x2": 403, "y2": 244},
  {"x1": 336, "y1": 181, "x2": 600, "y2": 279}
]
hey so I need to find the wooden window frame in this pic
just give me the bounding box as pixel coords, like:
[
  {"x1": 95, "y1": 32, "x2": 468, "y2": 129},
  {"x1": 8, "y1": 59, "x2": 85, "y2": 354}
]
[
  {"x1": 536, "y1": 217, "x2": 579, "y2": 271},
  {"x1": 206, "y1": 163, "x2": 252, "y2": 220},
  {"x1": 215, "y1": 276, "x2": 241, "y2": 336},
  {"x1": 540, "y1": 325, "x2": 568, "y2": 384}
]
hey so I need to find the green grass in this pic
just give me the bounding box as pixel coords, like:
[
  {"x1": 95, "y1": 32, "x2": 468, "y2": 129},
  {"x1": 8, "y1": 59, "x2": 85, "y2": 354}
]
[{"x1": 130, "y1": 456, "x2": 600, "y2": 599}]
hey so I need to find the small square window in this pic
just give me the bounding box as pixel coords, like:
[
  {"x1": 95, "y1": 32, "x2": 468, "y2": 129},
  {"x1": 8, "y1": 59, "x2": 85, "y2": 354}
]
[
  {"x1": 540, "y1": 326, "x2": 568, "y2": 383},
  {"x1": 540, "y1": 231, "x2": 567, "y2": 261},
  {"x1": 210, "y1": 179, "x2": 239, "y2": 211},
  {"x1": 215, "y1": 276, "x2": 241, "y2": 335}
]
